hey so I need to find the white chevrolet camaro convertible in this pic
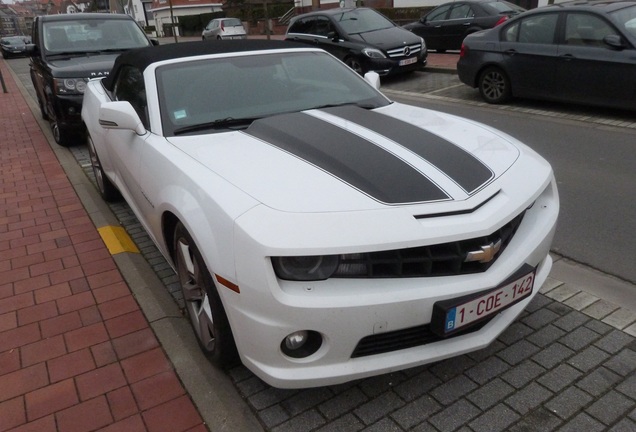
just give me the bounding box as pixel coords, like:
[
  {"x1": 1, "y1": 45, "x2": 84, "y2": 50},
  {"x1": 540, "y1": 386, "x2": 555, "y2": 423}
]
[{"x1": 82, "y1": 40, "x2": 559, "y2": 388}]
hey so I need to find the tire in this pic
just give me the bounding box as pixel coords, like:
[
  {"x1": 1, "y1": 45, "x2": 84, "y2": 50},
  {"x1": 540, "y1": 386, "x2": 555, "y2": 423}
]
[
  {"x1": 174, "y1": 222, "x2": 238, "y2": 367},
  {"x1": 87, "y1": 134, "x2": 121, "y2": 201},
  {"x1": 478, "y1": 66, "x2": 511, "y2": 104},
  {"x1": 51, "y1": 120, "x2": 76, "y2": 147},
  {"x1": 345, "y1": 57, "x2": 364, "y2": 75}
]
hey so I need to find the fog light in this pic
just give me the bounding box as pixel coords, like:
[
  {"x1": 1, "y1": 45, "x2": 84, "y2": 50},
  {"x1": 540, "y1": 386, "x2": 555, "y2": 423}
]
[
  {"x1": 280, "y1": 330, "x2": 322, "y2": 359},
  {"x1": 285, "y1": 331, "x2": 308, "y2": 350}
]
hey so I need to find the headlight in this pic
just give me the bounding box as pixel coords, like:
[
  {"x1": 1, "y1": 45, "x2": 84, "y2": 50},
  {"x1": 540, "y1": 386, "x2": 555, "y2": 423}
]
[
  {"x1": 272, "y1": 255, "x2": 340, "y2": 281},
  {"x1": 54, "y1": 78, "x2": 89, "y2": 95},
  {"x1": 362, "y1": 48, "x2": 386, "y2": 59},
  {"x1": 420, "y1": 37, "x2": 426, "y2": 52}
]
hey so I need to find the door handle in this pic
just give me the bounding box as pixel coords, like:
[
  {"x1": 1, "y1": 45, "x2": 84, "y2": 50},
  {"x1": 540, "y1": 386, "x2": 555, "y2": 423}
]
[
  {"x1": 560, "y1": 53, "x2": 575, "y2": 61},
  {"x1": 503, "y1": 49, "x2": 517, "y2": 56}
]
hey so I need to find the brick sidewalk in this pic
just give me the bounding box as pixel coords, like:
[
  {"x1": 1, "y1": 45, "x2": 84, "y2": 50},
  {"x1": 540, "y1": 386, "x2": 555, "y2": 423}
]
[{"x1": 0, "y1": 62, "x2": 206, "y2": 432}]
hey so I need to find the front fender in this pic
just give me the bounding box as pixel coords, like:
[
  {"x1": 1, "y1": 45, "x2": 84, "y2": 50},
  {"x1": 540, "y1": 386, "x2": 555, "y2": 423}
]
[{"x1": 136, "y1": 140, "x2": 260, "y2": 285}]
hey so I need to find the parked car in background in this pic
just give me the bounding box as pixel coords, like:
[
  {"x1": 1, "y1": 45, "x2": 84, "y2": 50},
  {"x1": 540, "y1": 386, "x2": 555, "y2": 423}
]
[
  {"x1": 404, "y1": 0, "x2": 525, "y2": 52},
  {"x1": 202, "y1": 18, "x2": 247, "y2": 40},
  {"x1": 1, "y1": 36, "x2": 31, "y2": 58},
  {"x1": 82, "y1": 40, "x2": 558, "y2": 389},
  {"x1": 457, "y1": 1, "x2": 636, "y2": 109},
  {"x1": 286, "y1": 7, "x2": 427, "y2": 75},
  {"x1": 29, "y1": 13, "x2": 156, "y2": 146}
]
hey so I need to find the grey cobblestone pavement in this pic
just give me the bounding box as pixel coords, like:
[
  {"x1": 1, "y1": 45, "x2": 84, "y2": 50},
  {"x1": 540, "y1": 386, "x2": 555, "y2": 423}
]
[{"x1": 10, "y1": 53, "x2": 634, "y2": 431}]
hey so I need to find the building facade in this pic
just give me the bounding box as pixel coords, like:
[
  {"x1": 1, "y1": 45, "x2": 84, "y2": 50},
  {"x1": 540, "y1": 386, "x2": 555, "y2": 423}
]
[{"x1": 149, "y1": 0, "x2": 222, "y2": 37}]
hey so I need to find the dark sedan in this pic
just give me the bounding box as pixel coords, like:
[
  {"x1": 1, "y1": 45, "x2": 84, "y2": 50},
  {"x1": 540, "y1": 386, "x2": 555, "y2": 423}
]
[
  {"x1": 403, "y1": 0, "x2": 525, "y2": 52},
  {"x1": 457, "y1": 1, "x2": 636, "y2": 110},
  {"x1": 1, "y1": 36, "x2": 30, "y2": 58}
]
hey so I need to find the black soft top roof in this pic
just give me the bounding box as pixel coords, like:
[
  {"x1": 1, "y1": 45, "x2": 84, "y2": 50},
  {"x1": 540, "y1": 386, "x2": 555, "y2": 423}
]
[{"x1": 102, "y1": 40, "x2": 305, "y2": 91}]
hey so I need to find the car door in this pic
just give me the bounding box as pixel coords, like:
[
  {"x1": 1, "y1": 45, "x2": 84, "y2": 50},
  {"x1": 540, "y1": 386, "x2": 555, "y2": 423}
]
[
  {"x1": 288, "y1": 16, "x2": 349, "y2": 61},
  {"x1": 556, "y1": 12, "x2": 636, "y2": 106},
  {"x1": 416, "y1": 4, "x2": 453, "y2": 50},
  {"x1": 498, "y1": 12, "x2": 560, "y2": 99},
  {"x1": 441, "y1": 3, "x2": 476, "y2": 50},
  {"x1": 106, "y1": 65, "x2": 149, "y2": 210}
]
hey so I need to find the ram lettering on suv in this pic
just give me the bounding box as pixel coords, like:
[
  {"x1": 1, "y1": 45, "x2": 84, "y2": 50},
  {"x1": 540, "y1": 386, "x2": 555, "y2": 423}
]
[{"x1": 29, "y1": 13, "x2": 156, "y2": 146}]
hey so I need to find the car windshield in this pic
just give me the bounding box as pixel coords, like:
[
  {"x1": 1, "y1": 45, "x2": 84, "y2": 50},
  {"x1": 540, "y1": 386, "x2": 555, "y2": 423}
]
[
  {"x1": 42, "y1": 19, "x2": 151, "y2": 54},
  {"x1": 157, "y1": 51, "x2": 389, "y2": 136},
  {"x1": 611, "y1": 4, "x2": 636, "y2": 37},
  {"x1": 335, "y1": 9, "x2": 395, "y2": 35}
]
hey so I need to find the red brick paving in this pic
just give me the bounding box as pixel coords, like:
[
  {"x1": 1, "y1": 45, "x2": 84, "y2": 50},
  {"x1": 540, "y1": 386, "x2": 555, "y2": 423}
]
[{"x1": 0, "y1": 60, "x2": 205, "y2": 431}]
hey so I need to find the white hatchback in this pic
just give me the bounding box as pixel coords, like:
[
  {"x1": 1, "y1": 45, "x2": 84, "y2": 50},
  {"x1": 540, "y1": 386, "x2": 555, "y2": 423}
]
[{"x1": 202, "y1": 18, "x2": 247, "y2": 40}]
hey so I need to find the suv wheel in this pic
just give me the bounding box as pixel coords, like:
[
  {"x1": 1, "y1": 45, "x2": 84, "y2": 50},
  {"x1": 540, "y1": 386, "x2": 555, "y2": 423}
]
[{"x1": 51, "y1": 120, "x2": 76, "y2": 147}]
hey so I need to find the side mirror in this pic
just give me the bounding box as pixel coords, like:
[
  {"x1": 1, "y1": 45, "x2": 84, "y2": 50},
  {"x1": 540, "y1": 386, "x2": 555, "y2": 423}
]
[
  {"x1": 327, "y1": 31, "x2": 339, "y2": 42},
  {"x1": 364, "y1": 71, "x2": 381, "y2": 90},
  {"x1": 603, "y1": 34, "x2": 625, "y2": 50},
  {"x1": 98, "y1": 101, "x2": 146, "y2": 135},
  {"x1": 26, "y1": 43, "x2": 37, "y2": 56}
]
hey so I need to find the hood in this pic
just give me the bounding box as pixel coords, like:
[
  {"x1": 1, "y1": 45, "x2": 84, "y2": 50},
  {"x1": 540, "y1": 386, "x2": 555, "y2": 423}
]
[
  {"x1": 349, "y1": 26, "x2": 422, "y2": 50},
  {"x1": 168, "y1": 104, "x2": 523, "y2": 213},
  {"x1": 46, "y1": 53, "x2": 119, "y2": 78}
]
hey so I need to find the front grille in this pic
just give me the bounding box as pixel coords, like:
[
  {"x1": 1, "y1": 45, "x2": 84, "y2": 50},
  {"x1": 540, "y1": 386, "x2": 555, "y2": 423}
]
[
  {"x1": 351, "y1": 319, "x2": 488, "y2": 358},
  {"x1": 387, "y1": 43, "x2": 422, "y2": 59},
  {"x1": 334, "y1": 211, "x2": 525, "y2": 278}
]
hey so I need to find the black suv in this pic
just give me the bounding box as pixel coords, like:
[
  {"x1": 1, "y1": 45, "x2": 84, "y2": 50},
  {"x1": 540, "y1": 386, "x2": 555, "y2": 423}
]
[
  {"x1": 286, "y1": 8, "x2": 427, "y2": 76},
  {"x1": 29, "y1": 13, "x2": 156, "y2": 146}
]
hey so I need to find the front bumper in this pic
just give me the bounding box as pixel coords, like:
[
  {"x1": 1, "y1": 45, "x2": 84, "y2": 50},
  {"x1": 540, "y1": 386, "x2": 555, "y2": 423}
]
[
  {"x1": 366, "y1": 52, "x2": 427, "y2": 76},
  {"x1": 225, "y1": 177, "x2": 558, "y2": 388}
]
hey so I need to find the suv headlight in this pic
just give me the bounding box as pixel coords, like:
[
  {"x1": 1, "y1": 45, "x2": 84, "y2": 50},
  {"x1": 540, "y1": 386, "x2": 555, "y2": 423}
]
[
  {"x1": 362, "y1": 48, "x2": 386, "y2": 59},
  {"x1": 420, "y1": 37, "x2": 426, "y2": 52},
  {"x1": 54, "y1": 78, "x2": 89, "y2": 95}
]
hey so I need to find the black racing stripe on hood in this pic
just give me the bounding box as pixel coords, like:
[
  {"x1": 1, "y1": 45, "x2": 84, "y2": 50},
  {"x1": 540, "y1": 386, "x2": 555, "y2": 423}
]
[
  {"x1": 322, "y1": 106, "x2": 494, "y2": 194},
  {"x1": 244, "y1": 112, "x2": 449, "y2": 204}
]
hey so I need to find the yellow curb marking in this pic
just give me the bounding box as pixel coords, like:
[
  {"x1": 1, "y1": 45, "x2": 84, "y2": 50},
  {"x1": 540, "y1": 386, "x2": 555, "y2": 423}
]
[{"x1": 98, "y1": 226, "x2": 140, "y2": 255}]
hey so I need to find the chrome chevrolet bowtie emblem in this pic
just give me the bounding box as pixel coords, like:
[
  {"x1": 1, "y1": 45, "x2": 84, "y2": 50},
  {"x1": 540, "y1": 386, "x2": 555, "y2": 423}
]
[{"x1": 465, "y1": 239, "x2": 502, "y2": 263}]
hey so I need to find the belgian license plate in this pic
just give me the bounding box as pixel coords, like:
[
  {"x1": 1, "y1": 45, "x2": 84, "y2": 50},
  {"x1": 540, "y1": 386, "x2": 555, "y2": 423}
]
[
  {"x1": 399, "y1": 57, "x2": 417, "y2": 66},
  {"x1": 431, "y1": 265, "x2": 536, "y2": 337}
]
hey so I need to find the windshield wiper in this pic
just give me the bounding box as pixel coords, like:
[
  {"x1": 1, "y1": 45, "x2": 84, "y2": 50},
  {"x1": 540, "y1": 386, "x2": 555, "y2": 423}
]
[
  {"x1": 47, "y1": 48, "x2": 128, "y2": 58},
  {"x1": 98, "y1": 48, "x2": 130, "y2": 53},
  {"x1": 309, "y1": 102, "x2": 377, "y2": 110},
  {"x1": 47, "y1": 51, "x2": 95, "y2": 58},
  {"x1": 173, "y1": 117, "x2": 260, "y2": 135}
]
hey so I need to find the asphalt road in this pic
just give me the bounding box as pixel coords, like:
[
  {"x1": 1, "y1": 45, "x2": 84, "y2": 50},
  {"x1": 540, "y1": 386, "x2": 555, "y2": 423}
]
[{"x1": 6, "y1": 57, "x2": 636, "y2": 285}]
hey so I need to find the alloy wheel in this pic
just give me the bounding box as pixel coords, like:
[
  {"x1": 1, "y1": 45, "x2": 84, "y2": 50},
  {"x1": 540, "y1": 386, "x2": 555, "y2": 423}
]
[
  {"x1": 176, "y1": 236, "x2": 216, "y2": 352},
  {"x1": 479, "y1": 67, "x2": 511, "y2": 104}
]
